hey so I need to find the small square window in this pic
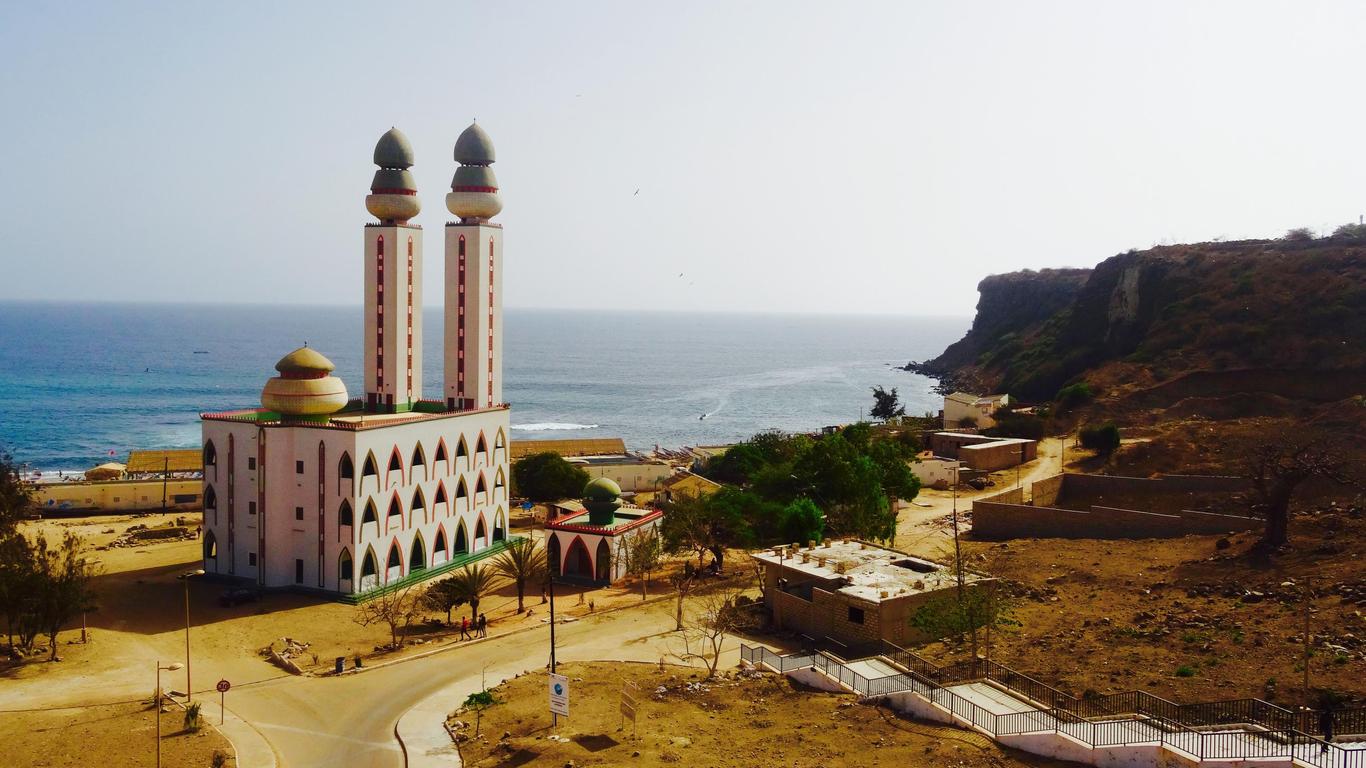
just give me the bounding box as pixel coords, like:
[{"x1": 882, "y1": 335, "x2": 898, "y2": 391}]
[
  {"x1": 248, "y1": 457, "x2": 257, "y2": 470},
  {"x1": 296, "y1": 460, "x2": 305, "y2": 474},
  {"x1": 847, "y1": 606, "x2": 865, "y2": 625},
  {"x1": 248, "y1": 552, "x2": 257, "y2": 566},
  {"x1": 295, "y1": 506, "x2": 304, "y2": 521},
  {"x1": 248, "y1": 501, "x2": 257, "y2": 515}
]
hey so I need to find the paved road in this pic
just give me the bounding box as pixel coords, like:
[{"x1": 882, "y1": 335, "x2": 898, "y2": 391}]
[{"x1": 225, "y1": 596, "x2": 708, "y2": 768}]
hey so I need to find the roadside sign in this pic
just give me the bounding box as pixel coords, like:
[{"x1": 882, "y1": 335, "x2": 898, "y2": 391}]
[
  {"x1": 620, "y1": 680, "x2": 639, "y2": 730},
  {"x1": 620, "y1": 700, "x2": 636, "y2": 721},
  {"x1": 549, "y1": 673, "x2": 569, "y2": 717},
  {"x1": 216, "y1": 679, "x2": 231, "y2": 693}
]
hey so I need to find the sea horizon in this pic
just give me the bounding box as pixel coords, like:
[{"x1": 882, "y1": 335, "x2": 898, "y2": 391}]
[{"x1": 0, "y1": 301, "x2": 968, "y2": 473}]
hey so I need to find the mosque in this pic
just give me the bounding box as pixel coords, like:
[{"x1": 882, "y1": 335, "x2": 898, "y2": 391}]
[{"x1": 199, "y1": 123, "x2": 512, "y2": 596}]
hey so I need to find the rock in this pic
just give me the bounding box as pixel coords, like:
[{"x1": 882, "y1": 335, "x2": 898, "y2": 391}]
[{"x1": 1215, "y1": 538, "x2": 1231, "y2": 550}]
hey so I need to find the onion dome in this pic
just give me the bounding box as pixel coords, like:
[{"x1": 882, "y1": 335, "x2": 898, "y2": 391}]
[
  {"x1": 447, "y1": 121, "x2": 503, "y2": 221},
  {"x1": 453, "y1": 122, "x2": 496, "y2": 165},
  {"x1": 373, "y1": 127, "x2": 415, "y2": 169},
  {"x1": 261, "y1": 346, "x2": 349, "y2": 419},
  {"x1": 366, "y1": 127, "x2": 421, "y2": 223},
  {"x1": 582, "y1": 477, "x2": 622, "y2": 526}
]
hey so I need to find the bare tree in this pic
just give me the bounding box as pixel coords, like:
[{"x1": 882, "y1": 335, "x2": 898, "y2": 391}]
[
  {"x1": 1246, "y1": 440, "x2": 1354, "y2": 548},
  {"x1": 353, "y1": 583, "x2": 420, "y2": 649},
  {"x1": 668, "y1": 563, "x2": 697, "y2": 631},
  {"x1": 617, "y1": 529, "x2": 662, "y2": 600},
  {"x1": 672, "y1": 583, "x2": 747, "y2": 679}
]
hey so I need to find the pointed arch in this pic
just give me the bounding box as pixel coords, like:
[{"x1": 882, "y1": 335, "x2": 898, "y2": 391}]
[
  {"x1": 339, "y1": 452, "x2": 354, "y2": 495},
  {"x1": 203, "y1": 440, "x2": 218, "y2": 481},
  {"x1": 410, "y1": 486, "x2": 427, "y2": 525},
  {"x1": 595, "y1": 539, "x2": 611, "y2": 582},
  {"x1": 362, "y1": 499, "x2": 378, "y2": 526},
  {"x1": 360, "y1": 546, "x2": 379, "y2": 591},
  {"x1": 386, "y1": 539, "x2": 403, "y2": 583},
  {"x1": 434, "y1": 480, "x2": 448, "y2": 513},
  {"x1": 338, "y1": 548, "x2": 354, "y2": 592},
  {"x1": 494, "y1": 467, "x2": 506, "y2": 499},
  {"x1": 493, "y1": 427, "x2": 507, "y2": 463},
  {"x1": 434, "y1": 438, "x2": 449, "y2": 475},
  {"x1": 456, "y1": 476, "x2": 470, "y2": 511},
  {"x1": 456, "y1": 435, "x2": 470, "y2": 469},
  {"x1": 475, "y1": 431, "x2": 488, "y2": 465},
  {"x1": 433, "y1": 525, "x2": 449, "y2": 565},
  {"x1": 411, "y1": 441, "x2": 427, "y2": 482},
  {"x1": 474, "y1": 513, "x2": 487, "y2": 549},
  {"x1": 386, "y1": 493, "x2": 403, "y2": 533},
  {"x1": 547, "y1": 534, "x2": 562, "y2": 576},
  {"x1": 564, "y1": 536, "x2": 592, "y2": 580},
  {"x1": 409, "y1": 530, "x2": 427, "y2": 571},
  {"x1": 386, "y1": 445, "x2": 404, "y2": 488},
  {"x1": 204, "y1": 485, "x2": 217, "y2": 526},
  {"x1": 361, "y1": 450, "x2": 379, "y2": 494},
  {"x1": 203, "y1": 529, "x2": 218, "y2": 567},
  {"x1": 338, "y1": 499, "x2": 354, "y2": 527},
  {"x1": 475, "y1": 472, "x2": 488, "y2": 505},
  {"x1": 493, "y1": 507, "x2": 506, "y2": 542},
  {"x1": 454, "y1": 519, "x2": 469, "y2": 555}
]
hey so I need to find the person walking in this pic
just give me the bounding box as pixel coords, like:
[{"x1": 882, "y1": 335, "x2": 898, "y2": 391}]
[
  {"x1": 477, "y1": 613, "x2": 487, "y2": 638},
  {"x1": 459, "y1": 616, "x2": 471, "y2": 641},
  {"x1": 1320, "y1": 707, "x2": 1334, "y2": 753}
]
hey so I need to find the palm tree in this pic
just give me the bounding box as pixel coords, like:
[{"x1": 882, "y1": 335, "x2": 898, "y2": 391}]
[
  {"x1": 491, "y1": 538, "x2": 547, "y2": 613},
  {"x1": 447, "y1": 563, "x2": 499, "y2": 622}
]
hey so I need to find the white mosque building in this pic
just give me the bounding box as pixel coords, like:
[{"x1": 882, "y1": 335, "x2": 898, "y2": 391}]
[{"x1": 200, "y1": 123, "x2": 512, "y2": 597}]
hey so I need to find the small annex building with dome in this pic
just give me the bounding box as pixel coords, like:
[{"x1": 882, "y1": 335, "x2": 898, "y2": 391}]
[
  {"x1": 545, "y1": 477, "x2": 664, "y2": 586},
  {"x1": 199, "y1": 123, "x2": 514, "y2": 599}
]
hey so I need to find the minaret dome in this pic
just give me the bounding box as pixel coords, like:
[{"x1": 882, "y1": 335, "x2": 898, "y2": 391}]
[
  {"x1": 446, "y1": 122, "x2": 503, "y2": 221},
  {"x1": 366, "y1": 127, "x2": 421, "y2": 224}
]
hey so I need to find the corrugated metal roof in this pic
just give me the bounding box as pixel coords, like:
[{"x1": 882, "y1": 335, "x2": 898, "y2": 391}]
[
  {"x1": 126, "y1": 449, "x2": 202, "y2": 474},
  {"x1": 510, "y1": 438, "x2": 626, "y2": 460}
]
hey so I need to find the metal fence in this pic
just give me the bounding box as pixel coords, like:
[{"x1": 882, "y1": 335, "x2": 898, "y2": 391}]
[{"x1": 741, "y1": 643, "x2": 1365, "y2": 768}]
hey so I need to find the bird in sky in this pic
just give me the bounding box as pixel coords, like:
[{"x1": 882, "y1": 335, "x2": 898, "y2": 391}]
[{"x1": 634, "y1": 189, "x2": 640, "y2": 196}]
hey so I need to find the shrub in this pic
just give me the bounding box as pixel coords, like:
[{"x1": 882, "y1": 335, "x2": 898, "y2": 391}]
[
  {"x1": 1054, "y1": 382, "x2": 1095, "y2": 410},
  {"x1": 1284, "y1": 227, "x2": 1315, "y2": 242},
  {"x1": 212, "y1": 751, "x2": 229, "y2": 768},
  {"x1": 1331, "y1": 222, "x2": 1366, "y2": 239},
  {"x1": 985, "y1": 411, "x2": 1045, "y2": 441},
  {"x1": 1175, "y1": 665, "x2": 1196, "y2": 677},
  {"x1": 184, "y1": 701, "x2": 202, "y2": 732},
  {"x1": 1079, "y1": 423, "x2": 1121, "y2": 457}
]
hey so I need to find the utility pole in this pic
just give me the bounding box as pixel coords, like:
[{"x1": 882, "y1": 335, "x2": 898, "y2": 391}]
[
  {"x1": 1303, "y1": 579, "x2": 1313, "y2": 699},
  {"x1": 547, "y1": 522, "x2": 558, "y2": 729},
  {"x1": 161, "y1": 456, "x2": 169, "y2": 512}
]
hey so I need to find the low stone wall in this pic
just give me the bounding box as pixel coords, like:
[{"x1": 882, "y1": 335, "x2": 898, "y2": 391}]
[
  {"x1": 1031, "y1": 474, "x2": 1064, "y2": 507},
  {"x1": 972, "y1": 501, "x2": 1258, "y2": 540},
  {"x1": 1061, "y1": 473, "x2": 1248, "y2": 496}
]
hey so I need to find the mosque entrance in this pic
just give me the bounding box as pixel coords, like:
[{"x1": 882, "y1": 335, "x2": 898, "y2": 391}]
[{"x1": 564, "y1": 538, "x2": 593, "y2": 580}]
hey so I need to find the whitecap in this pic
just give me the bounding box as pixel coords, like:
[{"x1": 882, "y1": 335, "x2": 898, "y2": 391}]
[{"x1": 511, "y1": 422, "x2": 600, "y2": 431}]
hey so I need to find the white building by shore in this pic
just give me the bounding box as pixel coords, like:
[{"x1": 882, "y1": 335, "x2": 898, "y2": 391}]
[{"x1": 200, "y1": 124, "x2": 513, "y2": 597}]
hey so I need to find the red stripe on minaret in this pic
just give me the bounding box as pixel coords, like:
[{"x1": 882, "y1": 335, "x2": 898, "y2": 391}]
[
  {"x1": 376, "y1": 236, "x2": 385, "y2": 394},
  {"x1": 487, "y1": 237, "x2": 495, "y2": 407},
  {"x1": 406, "y1": 237, "x2": 414, "y2": 401}
]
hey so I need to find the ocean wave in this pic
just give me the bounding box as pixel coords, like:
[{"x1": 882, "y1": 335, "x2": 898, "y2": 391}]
[{"x1": 511, "y1": 422, "x2": 599, "y2": 431}]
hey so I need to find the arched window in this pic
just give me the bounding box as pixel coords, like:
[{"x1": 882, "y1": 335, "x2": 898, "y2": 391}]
[
  {"x1": 362, "y1": 500, "x2": 378, "y2": 526},
  {"x1": 387, "y1": 496, "x2": 402, "y2": 520},
  {"x1": 454, "y1": 521, "x2": 469, "y2": 554},
  {"x1": 361, "y1": 548, "x2": 378, "y2": 579},
  {"x1": 456, "y1": 477, "x2": 469, "y2": 508},
  {"x1": 475, "y1": 474, "x2": 487, "y2": 501},
  {"x1": 493, "y1": 429, "x2": 506, "y2": 461},
  {"x1": 456, "y1": 436, "x2": 470, "y2": 465},
  {"x1": 203, "y1": 530, "x2": 217, "y2": 560},
  {"x1": 409, "y1": 533, "x2": 426, "y2": 571},
  {"x1": 595, "y1": 540, "x2": 611, "y2": 582},
  {"x1": 204, "y1": 485, "x2": 217, "y2": 511},
  {"x1": 493, "y1": 509, "x2": 506, "y2": 542},
  {"x1": 474, "y1": 515, "x2": 487, "y2": 543},
  {"x1": 476, "y1": 434, "x2": 488, "y2": 461},
  {"x1": 339, "y1": 549, "x2": 353, "y2": 581},
  {"x1": 434, "y1": 482, "x2": 448, "y2": 507},
  {"x1": 433, "y1": 527, "x2": 448, "y2": 563},
  {"x1": 387, "y1": 543, "x2": 402, "y2": 569},
  {"x1": 362, "y1": 453, "x2": 378, "y2": 479},
  {"x1": 339, "y1": 500, "x2": 354, "y2": 527},
  {"x1": 388, "y1": 449, "x2": 403, "y2": 472},
  {"x1": 203, "y1": 441, "x2": 217, "y2": 466},
  {"x1": 494, "y1": 468, "x2": 506, "y2": 497},
  {"x1": 340, "y1": 452, "x2": 354, "y2": 482},
  {"x1": 411, "y1": 487, "x2": 426, "y2": 524},
  {"x1": 434, "y1": 439, "x2": 448, "y2": 467},
  {"x1": 411, "y1": 442, "x2": 426, "y2": 481}
]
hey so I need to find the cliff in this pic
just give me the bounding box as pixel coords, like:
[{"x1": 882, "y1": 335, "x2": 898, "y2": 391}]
[{"x1": 919, "y1": 239, "x2": 1366, "y2": 403}]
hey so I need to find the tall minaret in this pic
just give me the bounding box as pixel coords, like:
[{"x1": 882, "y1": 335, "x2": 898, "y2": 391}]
[
  {"x1": 363, "y1": 128, "x2": 424, "y2": 413},
  {"x1": 444, "y1": 122, "x2": 504, "y2": 411}
]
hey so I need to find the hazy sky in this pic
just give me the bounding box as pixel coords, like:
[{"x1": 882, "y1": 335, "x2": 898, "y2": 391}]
[{"x1": 3, "y1": 2, "x2": 1365, "y2": 315}]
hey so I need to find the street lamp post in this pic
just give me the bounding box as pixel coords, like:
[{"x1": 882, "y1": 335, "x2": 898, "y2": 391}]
[
  {"x1": 155, "y1": 661, "x2": 184, "y2": 768},
  {"x1": 177, "y1": 569, "x2": 205, "y2": 701}
]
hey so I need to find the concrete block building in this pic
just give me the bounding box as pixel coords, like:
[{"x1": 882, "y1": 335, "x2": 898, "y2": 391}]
[{"x1": 200, "y1": 124, "x2": 515, "y2": 596}]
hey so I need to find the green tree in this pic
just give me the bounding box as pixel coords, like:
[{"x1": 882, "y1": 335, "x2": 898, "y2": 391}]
[
  {"x1": 1054, "y1": 382, "x2": 1094, "y2": 411},
  {"x1": 512, "y1": 452, "x2": 589, "y2": 503},
  {"x1": 985, "y1": 411, "x2": 1046, "y2": 441},
  {"x1": 490, "y1": 538, "x2": 546, "y2": 613},
  {"x1": 870, "y1": 386, "x2": 906, "y2": 421},
  {"x1": 777, "y1": 498, "x2": 824, "y2": 544},
  {"x1": 702, "y1": 443, "x2": 765, "y2": 485},
  {"x1": 31, "y1": 531, "x2": 97, "y2": 661},
  {"x1": 421, "y1": 578, "x2": 465, "y2": 624},
  {"x1": 0, "y1": 451, "x2": 34, "y2": 534},
  {"x1": 910, "y1": 582, "x2": 1018, "y2": 663},
  {"x1": 447, "y1": 563, "x2": 499, "y2": 622},
  {"x1": 1079, "y1": 423, "x2": 1121, "y2": 457},
  {"x1": 617, "y1": 529, "x2": 663, "y2": 599}
]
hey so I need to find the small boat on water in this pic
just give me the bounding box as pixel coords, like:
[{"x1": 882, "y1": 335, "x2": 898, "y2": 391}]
[
  {"x1": 193, "y1": 350, "x2": 209, "y2": 354},
  {"x1": 699, "y1": 413, "x2": 707, "y2": 420}
]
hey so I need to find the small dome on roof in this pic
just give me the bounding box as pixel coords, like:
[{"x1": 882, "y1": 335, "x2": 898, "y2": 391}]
[
  {"x1": 274, "y1": 346, "x2": 336, "y2": 374},
  {"x1": 583, "y1": 477, "x2": 621, "y2": 502},
  {"x1": 373, "y1": 127, "x2": 414, "y2": 169},
  {"x1": 453, "y1": 122, "x2": 496, "y2": 165}
]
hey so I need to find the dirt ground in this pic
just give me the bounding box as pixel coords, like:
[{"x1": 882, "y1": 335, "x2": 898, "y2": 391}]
[
  {"x1": 0, "y1": 699, "x2": 234, "y2": 768},
  {"x1": 912, "y1": 507, "x2": 1366, "y2": 708},
  {"x1": 454, "y1": 661, "x2": 1074, "y2": 768}
]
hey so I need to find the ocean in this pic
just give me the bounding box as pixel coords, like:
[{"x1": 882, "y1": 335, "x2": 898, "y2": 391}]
[{"x1": 0, "y1": 302, "x2": 966, "y2": 472}]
